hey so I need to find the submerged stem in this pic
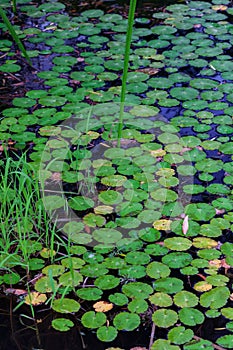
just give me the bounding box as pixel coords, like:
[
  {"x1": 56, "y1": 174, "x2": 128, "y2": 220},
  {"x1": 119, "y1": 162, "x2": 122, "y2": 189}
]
[{"x1": 117, "y1": 0, "x2": 137, "y2": 147}]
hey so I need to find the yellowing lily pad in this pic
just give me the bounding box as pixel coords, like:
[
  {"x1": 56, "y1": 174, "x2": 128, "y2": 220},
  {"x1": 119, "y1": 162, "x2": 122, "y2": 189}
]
[
  {"x1": 153, "y1": 220, "x2": 171, "y2": 230},
  {"x1": 93, "y1": 301, "x2": 113, "y2": 312}
]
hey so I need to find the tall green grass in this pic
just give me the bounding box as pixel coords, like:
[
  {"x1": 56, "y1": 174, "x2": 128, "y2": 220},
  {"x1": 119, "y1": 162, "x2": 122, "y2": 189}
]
[
  {"x1": 0, "y1": 153, "x2": 57, "y2": 270},
  {"x1": 117, "y1": 0, "x2": 137, "y2": 147}
]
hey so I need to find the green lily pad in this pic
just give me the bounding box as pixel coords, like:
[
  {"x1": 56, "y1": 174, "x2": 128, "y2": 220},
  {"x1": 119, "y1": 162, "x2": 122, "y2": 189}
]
[
  {"x1": 164, "y1": 238, "x2": 192, "y2": 251},
  {"x1": 128, "y1": 298, "x2": 148, "y2": 313},
  {"x1": 101, "y1": 175, "x2": 127, "y2": 187},
  {"x1": 125, "y1": 251, "x2": 150, "y2": 265},
  {"x1": 200, "y1": 286, "x2": 230, "y2": 309},
  {"x1": 151, "y1": 339, "x2": 180, "y2": 350},
  {"x1": 52, "y1": 318, "x2": 74, "y2": 332},
  {"x1": 68, "y1": 196, "x2": 94, "y2": 211},
  {"x1": 122, "y1": 282, "x2": 153, "y2": 299},
  {"x1": 151, "y1": 188, "x2": 178, "y2": 202},
  {"x1": 168, "y1": 326, "x2": 194, "y2": 345},
  {"x1": 174, "y1": 291, "x2": 198, "y2": 308},
  {"x1": 149, "y1": 292, "x2": 173, "y2": 307},
  {"x1": 98, "y1": 190, "x2": 123, "y2": 205},
  {"x1": 52, "y1": 298, "x2": 80, "y2": 313},
  {"x1": 179, "y1": 307, "x2": 205, "y2": 326},
  {"x1": 217, "y1": 335, "x2": 233, "y2": 349},
  {"x1": 80, "y1": 263, "x2": 108, "y2": 277},
  {"x1": 153, "y1": 277, "x2": 183, "y2": 294},
  {"x1": 146, "y1": 262, "x2": 170, "y2": 279},
  {"x1": 97, "y1": 326, "x2": 118, "y2": 342},
  {"x1": 162, "y1": 252, "x2": 192, "y2": 268},
  {"x1": 59, "y1": 270, "x2": 83, "y2": 287},
  {"x1": 93, "y1": 228, "x2": 122, "y2": 244},
  {"x1": 113, "y1": 312, "x2": 140, "y2": 331},
  {"x1": 77, "y1": 287, "x2": 103, "y2": 301},
  {"x1": 42, "y1": 264, "x2": 65, "y2": 277},
  {"x1": 152, "y1": 309, "x2": 178, "y2": 328},
  {"x1": 35, "y1": 276, "x2": 58, "y2": 293},
  {"x1": 81, "y1": 311, "x2": 106, "y2": 329},
  {"x1": 119, "y1": 265, "x2": 146, "y2": 279},
  {"x1": 185, "y1": 203, "x2": 216, "y2": 221},
  {"x1": 94, "y1": 275, "x2": 120, "y2": 290}
]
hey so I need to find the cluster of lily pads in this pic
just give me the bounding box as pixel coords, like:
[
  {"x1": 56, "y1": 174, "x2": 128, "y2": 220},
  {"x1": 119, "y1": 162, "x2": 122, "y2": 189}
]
[{"x1": 1, "y1": 0, "x2": 233, "y2": 348}]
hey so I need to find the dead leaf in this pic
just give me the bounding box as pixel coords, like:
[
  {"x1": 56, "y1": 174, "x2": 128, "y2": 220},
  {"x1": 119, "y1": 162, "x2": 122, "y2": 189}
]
[
  {"x1": 93, "y1": 301, "x2": 113, "y2": 312},
  {"x1": 182, "y1": 215, "x2": 189, "y2": 235},
  {"x1": 212, "y1": 5, "x2": 227, "y2": 11},
  {"x1": 136, "y1": 68, "x2": 160, "y2": 76},
  {"x1": 5, "y1": 288, "x2": 27, "y2": 296},
  {"x1": 151, "y1": 149, "x2": 166, "y2": 157},
  {"x1": 24, "y1": 292, "x2": 47, "y2": 306}
]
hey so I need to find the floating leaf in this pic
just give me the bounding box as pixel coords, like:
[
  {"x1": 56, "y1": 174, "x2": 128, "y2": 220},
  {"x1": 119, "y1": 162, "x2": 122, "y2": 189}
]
[
  {"x1": 68, "y1": 196, "x2": 94, "y2": 211},
  {"x1": 94, "y1": 275, "x2": 120, "y2": 290},
  {"x1": 113, "y1": 312, "x2": 140, "y2": 331},
  {"x1": 174, "y1": 291, "x2": 198, "y2": 308},
  {"x1": 153, "y1": 277, "x2": 183, "y2": 294},
  {"x1": 146, "y1": 262, "x2": 170, "y2": 279},
  {"x1": 77, "y1": 287, "x2": 103, "y2": 301},
  {"x1": 151, "y1": 339, "x2": 180, "y2": 350},
  {"x1": 52, "y1": 318, "x2": 74, "y2": 332},
  {"x1": 153, "y1": 220, "x2": 171, "y2": 230},
  {"x1": 97, "y1": 326, "x2": 118, "y2": 342},
  {"x1": 59, "y1": 270, "x2": 83, "y2": 287},
  {"x1": 164, "y1": 237, "x2": 192, "y2": 251},
  {"x1": 200, "y1": 286, "x2": 230, "y2": 309},
  {"x1": 217, "y1": 335, "x2": 233, "y2": 349},
  {"x1": 122, "y1": 282, "x2": 153, "y2": 299},
  {"x1": 52, "y1": 298, "x2": 80, "y2": 313},
  {"x1": 185, "y1": 203, "x2": 215, "y2": 221},
  {"x1": 35, "y1": 276, "x2": 57, "y2": 293},
  {"x1": 152, "y1": 309, "x2": 178, "y2": 328},
  {"x1": 93, "y1": 228, "x2": 122, "y2": 244},
  {"x1": 168, "y1": 326, "x2": 193, "y2": 345},
  {"x1": 24, "y1": 292, "x2": 47, "y2": 306},
  {"x1": 149, "y1": 292, "x2": 173, "y2": 307},
  {"x1": 178, "y1": 308, "x2": 205, "y2": 326},
  {"x1": 93, "y1": 301, "x2": 113, "y2": 312},
  {"x1": 81, "y1": 311, "x2": 106, "y2": 329}
]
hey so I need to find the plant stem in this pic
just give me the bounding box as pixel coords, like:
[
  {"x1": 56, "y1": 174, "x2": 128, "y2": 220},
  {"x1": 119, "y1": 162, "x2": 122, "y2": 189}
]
[
  {"x1": 149, "y1": 322, "x2": 156, "y2": 349},
  {"x1": 12, "y1": 0, "x2": 17, "y2": 14},
  {"x1": 117, "y1": 0, "x2": 137, "y2": 147}
]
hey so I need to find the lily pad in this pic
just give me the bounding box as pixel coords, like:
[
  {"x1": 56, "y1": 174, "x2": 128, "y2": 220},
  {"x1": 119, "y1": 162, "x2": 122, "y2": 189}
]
[
  {"x1": 113, "y1": 312, "x2": 140, "y2": 331},
  {"x1": 81, "y1": 311, "x2": 106, "y2": 329},
  {"x1": 52, "y1": 298, "x2": 80, "y2": 313},
  {"x1": 152, "y1": 309, "x2": 178, "y2": 328},
  {"x1": 52, "y1": 318, "x2": 74, "y2": 332}
]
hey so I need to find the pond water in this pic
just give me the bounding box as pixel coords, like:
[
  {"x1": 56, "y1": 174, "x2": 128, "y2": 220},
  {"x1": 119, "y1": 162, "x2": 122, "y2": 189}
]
[{"x1": 1, "y1": 0, "x2": 233, "y2": 349}]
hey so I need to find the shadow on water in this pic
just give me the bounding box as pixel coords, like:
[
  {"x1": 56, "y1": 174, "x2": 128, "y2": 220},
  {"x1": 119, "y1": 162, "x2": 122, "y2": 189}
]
[{"x1": 0, "y1": 295, "x2": 152, "y2": 350}]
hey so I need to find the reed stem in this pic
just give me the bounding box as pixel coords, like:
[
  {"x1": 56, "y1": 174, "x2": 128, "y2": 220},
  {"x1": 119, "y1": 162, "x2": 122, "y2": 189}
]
[{"x1": 117, "y1": 0, "x2": 137, "y2": 147}]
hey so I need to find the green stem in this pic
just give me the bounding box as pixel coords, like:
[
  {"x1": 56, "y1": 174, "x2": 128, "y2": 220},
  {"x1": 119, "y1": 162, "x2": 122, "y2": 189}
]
[
  {"x1": 117, "y1": 0, "x2": 137, "y2": 147},
  {"x1": 0, "y1": 7, "x2": 32, "y2": 65},
  {"x1": 12, "y1": 0, "x2": 17, "y2": 14}
]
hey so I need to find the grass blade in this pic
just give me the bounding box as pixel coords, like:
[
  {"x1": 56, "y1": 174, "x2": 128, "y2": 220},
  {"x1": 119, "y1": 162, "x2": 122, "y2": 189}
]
[{"x1": 0, "y1": 7, "x2": 32, "y2": 65}]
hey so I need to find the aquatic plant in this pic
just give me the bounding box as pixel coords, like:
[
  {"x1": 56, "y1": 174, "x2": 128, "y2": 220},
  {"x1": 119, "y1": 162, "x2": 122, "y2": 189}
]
[{"x1": 1, "y1": 0, "x2": 233, "y2": 349}]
